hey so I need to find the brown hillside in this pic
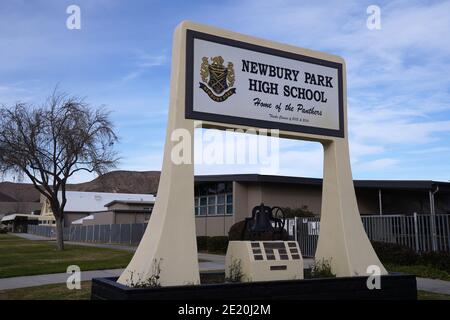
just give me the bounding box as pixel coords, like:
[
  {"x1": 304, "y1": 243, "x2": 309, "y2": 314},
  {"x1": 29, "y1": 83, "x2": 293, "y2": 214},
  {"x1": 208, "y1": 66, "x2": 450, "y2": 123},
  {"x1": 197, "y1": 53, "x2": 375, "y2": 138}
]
[
  {"x1": 0, "y1": 170, "x2": 161, "y2": 204},
  {"x1": 67, "y1": 170, "x2": 160, "y2": 194},
  {"x1": 0, "y1": 191, "x2": 18, "y2": 202},
  {"x1": 0, "y1": 182, "x2": 40, "y2": 202}
]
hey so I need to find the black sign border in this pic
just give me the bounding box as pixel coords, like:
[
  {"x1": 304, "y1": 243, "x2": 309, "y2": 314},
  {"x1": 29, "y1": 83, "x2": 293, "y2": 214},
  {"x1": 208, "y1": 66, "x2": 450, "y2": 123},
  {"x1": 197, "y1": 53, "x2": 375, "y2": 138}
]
[{"x1": 185, "y1": 29, "x2": 345, "y2": 138}]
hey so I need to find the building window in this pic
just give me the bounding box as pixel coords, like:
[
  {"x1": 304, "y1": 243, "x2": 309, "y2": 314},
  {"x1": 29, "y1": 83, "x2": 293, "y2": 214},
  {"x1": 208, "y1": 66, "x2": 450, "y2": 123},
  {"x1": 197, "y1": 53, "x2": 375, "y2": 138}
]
[
  {"x1": 198, "y1": 197, "x2": 207, "y2": 216},
  {"x1": 207, "y1": 195, "x2": 216, "y2": 215},
  {"x1": 195, "y1": 192, "x2": 233, "y2": 216},
  {"x1": 217, "y1": 194, "x2": 225, "y2": 215},
  {"x1": 194, "y1": 182, "x2": 233, "y2": 216},
  {"x1": 217, "y1": 205, "x2": 225, "y2": 215}
]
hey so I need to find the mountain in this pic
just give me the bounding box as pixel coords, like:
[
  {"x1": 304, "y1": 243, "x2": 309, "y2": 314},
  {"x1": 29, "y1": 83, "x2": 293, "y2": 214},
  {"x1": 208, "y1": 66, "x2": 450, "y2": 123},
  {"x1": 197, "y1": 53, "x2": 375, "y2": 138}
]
[
  {"x1": 0, "y1": 191, "x2": 18, "y2": 202},
  {"x1": 0, "y1": 182, "x2": 41, "y2": 202},
  {"x1": 67, "y1": 170, "x2": 160, "y2": 194},
  {"x1": 0, "y1": 170, "x2": 161, "y2": 203}
]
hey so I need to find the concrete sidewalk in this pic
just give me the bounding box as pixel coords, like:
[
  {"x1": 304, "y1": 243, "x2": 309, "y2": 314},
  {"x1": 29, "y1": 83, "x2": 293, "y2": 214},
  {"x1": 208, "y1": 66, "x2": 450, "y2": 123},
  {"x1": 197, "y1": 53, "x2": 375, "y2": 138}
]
[
  {"x1": 0, "y1": 260, "x2": 225, "y2": 290},
  {"x1": 7, "y1": 233, "x2": 450, "y2": 296},
  {"x1": 12, "y1": 233, "x2": 53, "y2": 241},
  {"x1": 0, "y1": 269, "x2": 123, "y2": 291},
  {"x1": 417, "y1": 277, "x2": 450, "y2": 295}
]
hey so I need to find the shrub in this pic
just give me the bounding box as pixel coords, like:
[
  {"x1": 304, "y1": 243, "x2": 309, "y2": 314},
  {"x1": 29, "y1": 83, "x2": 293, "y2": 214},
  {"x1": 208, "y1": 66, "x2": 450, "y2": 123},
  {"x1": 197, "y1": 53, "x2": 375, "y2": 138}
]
[
  {"x1": 282, "y1": 206, "x2": 316, "y2": 218},
  {"x1": 371, "y1": 241, "x2": 450, "y2": 273},
  {"x1": 225, "y1": 258, "x2": 244, "y2": 283},
  {"x1": 0, "y1": 225, "x2": 8, "y2": 234},
  {"x1": 207, "y1": 236, "x2": 229, "y2": 254},
  {"x1": 418, "y1": 251, "x2": 450, "y2": 272},
  {"x1": 196, "y1": 236, "x2": 209, "y2": 251},
  {"x1": 126, "y1": 259, "x2": 162, "y2": 288},
  {"x1": 371, "y1": 241, "x2": 418, "y2": 265},
  {"x1": 311, "y1": 258, "x2": 335, "y2": 278}
]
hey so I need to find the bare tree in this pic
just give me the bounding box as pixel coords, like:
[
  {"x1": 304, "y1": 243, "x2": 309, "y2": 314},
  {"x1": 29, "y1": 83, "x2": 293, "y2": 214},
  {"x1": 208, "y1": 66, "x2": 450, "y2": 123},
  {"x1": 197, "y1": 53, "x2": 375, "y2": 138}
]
[{"x1": 0, "y1": 91, "x2": 119, "y2": 250}]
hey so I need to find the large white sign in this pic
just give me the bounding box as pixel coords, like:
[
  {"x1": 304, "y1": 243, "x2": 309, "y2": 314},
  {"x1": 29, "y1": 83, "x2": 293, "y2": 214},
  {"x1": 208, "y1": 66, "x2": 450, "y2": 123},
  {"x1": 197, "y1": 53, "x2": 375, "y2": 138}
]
[{"x1": 185, "y1": 31, "x2": 344, "y2": 137}]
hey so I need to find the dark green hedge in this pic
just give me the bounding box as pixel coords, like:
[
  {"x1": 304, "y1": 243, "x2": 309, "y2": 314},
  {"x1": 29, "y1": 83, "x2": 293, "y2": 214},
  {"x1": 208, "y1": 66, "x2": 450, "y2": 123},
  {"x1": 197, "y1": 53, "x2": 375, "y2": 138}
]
[
  {"x1": 419, "y1": 251, "x2": 450, "y2": 271},
  {"x1": 196, "y1": 236, "x2": 209, "y2": 251},
  {"x1": 197, "y1": 236, "x2": 229, "y2": 254},
  {"x1": 207, "y1": 236, "x2": 229, "y2": 253},
  {"x1": 372, "y1": 241, "x2": 450, "y2": 272},
  {"x1": 372, "y1": 241, "x2": 418, "y2": 265}
]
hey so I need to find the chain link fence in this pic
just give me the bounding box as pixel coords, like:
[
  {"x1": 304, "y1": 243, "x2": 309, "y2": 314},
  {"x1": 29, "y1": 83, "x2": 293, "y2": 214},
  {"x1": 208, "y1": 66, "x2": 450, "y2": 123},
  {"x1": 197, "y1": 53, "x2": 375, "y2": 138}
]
[{"x1": 28, "y1": 223, "x2": 147, "y2": 245}]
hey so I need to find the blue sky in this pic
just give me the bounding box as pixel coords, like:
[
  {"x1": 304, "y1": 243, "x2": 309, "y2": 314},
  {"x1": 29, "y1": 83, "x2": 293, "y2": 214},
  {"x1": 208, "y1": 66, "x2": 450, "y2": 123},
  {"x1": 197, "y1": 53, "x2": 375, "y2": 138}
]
[{"x1": 1, "y1": 0, "x2": 450, "y2": 183}]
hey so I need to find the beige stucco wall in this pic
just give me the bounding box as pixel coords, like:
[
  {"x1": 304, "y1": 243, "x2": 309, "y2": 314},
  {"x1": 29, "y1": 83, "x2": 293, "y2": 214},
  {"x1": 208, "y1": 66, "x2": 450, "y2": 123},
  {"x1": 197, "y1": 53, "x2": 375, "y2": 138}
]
[
  {"x1": 195, "y1": 217, "x2": 206, "y2": 236},
  {"x1": 233, "y1": 181, "x2": 249, "y2": 223},
  {"x1": 82, "y1": 211, "x2": 151, "y2": 226},
  {"x1": 195, "y1": 215, "x2": 234, "y2": 236},
  {"x1": 246, "y1": 183, "x2": 264, "y2": 215},
  {"x1": 258, "y1": 182, "x2": 322, "y2": 215},
  {"x1": 83, "y1": 211, "x2": 114, "y2": 225},
  {"x1": 64, "y1": 213, "x2": 90, "y2": 227},
  {"x1": 115, "y1": 212, "x2": 150, "y2": 224}
]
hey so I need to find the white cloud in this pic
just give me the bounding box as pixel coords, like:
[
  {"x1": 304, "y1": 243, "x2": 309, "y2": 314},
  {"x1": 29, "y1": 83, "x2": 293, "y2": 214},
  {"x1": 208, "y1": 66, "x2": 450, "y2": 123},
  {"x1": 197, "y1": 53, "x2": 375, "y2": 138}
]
[
  {"x1": 354, "y1": 158, "x2": 399, "y2": 172},
  {"x1": 218, "y1": 0, "x2": 450, "y2": 179},
  {"x1": 349, "y1": 141, "x2": 385, "y2": 163},
  {"x1": 2, "y1": 0, "x2": 450, "y2": 181},
  {"x1": 406, "y1": 147, "x2": 450, "y2": 155},
  {"x1": 122, "y1": 50, "x2": 167, "y2": 82}
]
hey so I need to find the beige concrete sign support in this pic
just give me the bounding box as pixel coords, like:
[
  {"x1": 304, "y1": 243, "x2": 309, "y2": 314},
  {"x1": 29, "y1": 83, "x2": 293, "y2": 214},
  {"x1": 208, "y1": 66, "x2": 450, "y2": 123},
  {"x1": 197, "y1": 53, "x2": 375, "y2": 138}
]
[
  {"x1": 316, "y1": 138, "x2": 387, "y2": 276},
  {"x1": 118, "y1": 21, "x2": 386, "y2": 286},
  {"x1": 117, "y1": 24, "x2": 200, "y2": 286}
]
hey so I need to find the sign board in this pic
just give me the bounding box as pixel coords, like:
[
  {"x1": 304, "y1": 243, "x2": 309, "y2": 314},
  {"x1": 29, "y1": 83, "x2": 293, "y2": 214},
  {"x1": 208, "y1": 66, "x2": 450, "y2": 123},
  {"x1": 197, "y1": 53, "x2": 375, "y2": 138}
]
[
  {"x1": 117, "y1": 22, "x2": 386, "y2": 288},
  {"x1": 186, "y1": 30, "x2": 344, "y2": 137}
]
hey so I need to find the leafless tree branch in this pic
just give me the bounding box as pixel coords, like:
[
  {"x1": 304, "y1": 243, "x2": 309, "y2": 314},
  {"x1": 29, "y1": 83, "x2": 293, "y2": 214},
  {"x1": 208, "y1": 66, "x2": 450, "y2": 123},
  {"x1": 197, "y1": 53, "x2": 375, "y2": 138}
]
[{"x1": 0, "y1": 90, "x2": 119, "y2": 250}]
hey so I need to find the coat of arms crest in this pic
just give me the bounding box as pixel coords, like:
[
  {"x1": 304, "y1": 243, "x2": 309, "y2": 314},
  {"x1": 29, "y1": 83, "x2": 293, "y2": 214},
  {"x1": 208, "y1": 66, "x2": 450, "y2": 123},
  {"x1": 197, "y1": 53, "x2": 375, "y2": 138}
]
[{"x1": 199, "y1": 56, "x2": 236, "y2": 102}]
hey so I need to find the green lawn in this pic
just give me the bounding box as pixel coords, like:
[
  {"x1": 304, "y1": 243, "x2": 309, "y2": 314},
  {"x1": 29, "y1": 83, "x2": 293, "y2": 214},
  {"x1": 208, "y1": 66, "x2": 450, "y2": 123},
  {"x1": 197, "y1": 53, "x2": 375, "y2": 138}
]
[
  {"x1": 0, "y1": 234, "x2": 134, "y2": 278},
  {"x1": 0, "y1": 281, "x2": 92, "y2": 300},
  {"x1": 385, "y1": 263, "x2": 450, "y2": 281},
  {"x1": 417, "y1": 290, "x2": 450, "y2": 300}
]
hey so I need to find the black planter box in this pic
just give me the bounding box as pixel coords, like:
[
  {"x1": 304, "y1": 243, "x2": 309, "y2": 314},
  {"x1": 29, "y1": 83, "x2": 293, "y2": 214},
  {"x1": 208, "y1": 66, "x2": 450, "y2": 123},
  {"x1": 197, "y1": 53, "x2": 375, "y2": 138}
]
[{"x1": 91, "y1": 272, "x2": 417, "y2": 300}]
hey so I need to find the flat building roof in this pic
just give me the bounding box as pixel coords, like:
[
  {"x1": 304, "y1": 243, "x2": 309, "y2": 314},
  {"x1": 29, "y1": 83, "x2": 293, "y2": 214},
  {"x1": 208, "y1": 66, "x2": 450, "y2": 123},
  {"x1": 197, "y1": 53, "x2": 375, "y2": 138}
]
[{"x1": 194, "y1": 174, "x2": 450, "y2": 192}]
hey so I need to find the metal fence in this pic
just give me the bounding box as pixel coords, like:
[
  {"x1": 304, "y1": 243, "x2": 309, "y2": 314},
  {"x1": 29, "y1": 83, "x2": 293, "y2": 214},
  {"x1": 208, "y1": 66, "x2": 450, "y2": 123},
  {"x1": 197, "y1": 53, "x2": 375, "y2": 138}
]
[
  {"x1": 28, "y1": 224, "x2": 56, "y2": 238},
  {"x1": 295, "y1": 214, "x2": 450, "y2": 257},
  {"x1": 27, "y1": 214, "x2": 450, "y2": 255},
  {"x1": 28, "y1": 223, "x2": 148, "y2": 245}
]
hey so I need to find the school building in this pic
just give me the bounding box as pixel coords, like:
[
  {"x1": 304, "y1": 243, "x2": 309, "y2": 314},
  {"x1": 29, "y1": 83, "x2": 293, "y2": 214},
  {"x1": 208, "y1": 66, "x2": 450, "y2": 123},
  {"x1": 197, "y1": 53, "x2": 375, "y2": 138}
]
[
  {"x1": 24, "y1": 174, "x2": 450, "y2": 237},
  {"x1": 194, "y1": 174, "x2": 450, "y2": 236}
]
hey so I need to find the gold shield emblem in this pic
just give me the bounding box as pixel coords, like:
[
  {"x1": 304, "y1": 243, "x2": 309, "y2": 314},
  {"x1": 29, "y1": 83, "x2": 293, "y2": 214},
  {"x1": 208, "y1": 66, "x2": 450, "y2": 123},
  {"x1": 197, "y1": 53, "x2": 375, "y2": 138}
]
[{"x1": 199, "y1": 56, "x2": 236, "y2": 102}]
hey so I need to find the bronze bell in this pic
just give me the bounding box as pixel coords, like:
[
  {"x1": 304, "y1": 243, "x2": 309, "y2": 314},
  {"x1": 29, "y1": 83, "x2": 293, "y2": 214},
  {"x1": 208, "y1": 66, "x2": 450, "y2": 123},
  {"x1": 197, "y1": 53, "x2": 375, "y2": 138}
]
[{"x1": 249, "y1": 203, "x2": 274, "y2": 233}]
